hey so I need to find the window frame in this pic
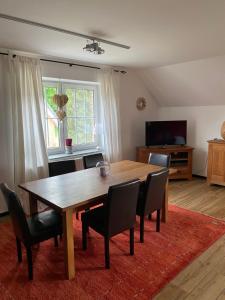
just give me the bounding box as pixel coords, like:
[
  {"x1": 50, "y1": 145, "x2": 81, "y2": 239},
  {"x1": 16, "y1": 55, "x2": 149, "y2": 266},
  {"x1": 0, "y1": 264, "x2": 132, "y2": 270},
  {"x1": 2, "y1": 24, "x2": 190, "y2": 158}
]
[{"x1": 42, "y1": 77, "x2": 102, "y2": 156}]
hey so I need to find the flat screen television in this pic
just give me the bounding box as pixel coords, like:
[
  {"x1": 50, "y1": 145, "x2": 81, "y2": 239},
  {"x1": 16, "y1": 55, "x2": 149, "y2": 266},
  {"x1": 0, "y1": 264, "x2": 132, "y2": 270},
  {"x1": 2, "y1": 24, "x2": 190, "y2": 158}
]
[{"x1": 145, "y1": 120, "x2": 187, "y2": 146}]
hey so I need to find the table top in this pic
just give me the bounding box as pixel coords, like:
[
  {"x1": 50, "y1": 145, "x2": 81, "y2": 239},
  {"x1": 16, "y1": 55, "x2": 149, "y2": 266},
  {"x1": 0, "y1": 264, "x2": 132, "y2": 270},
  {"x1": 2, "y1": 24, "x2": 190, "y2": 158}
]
[{"x1": 19, "y1": 160, "x2": 174, "y2": 212}]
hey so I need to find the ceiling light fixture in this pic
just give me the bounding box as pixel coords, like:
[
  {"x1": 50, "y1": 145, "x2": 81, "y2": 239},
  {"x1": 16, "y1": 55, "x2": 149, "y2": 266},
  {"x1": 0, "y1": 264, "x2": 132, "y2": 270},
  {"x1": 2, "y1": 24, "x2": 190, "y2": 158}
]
[
  {"x1": 0, "y1": 13, "x2": 130, "y2": 50},
  {"x1": 83, "y1": 40, "x2": 105, "y2": 55}
]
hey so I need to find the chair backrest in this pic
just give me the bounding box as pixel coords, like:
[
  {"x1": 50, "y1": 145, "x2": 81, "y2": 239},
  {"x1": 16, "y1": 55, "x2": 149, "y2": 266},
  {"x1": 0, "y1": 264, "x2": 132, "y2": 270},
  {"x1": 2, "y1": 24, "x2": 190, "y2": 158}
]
[
  {"x1": 0, "y1": 183, "x2": 30, "y2": 242},
  {"x1": 144, "y1": 169, "x2": 169, "y2": 214},
  {"x1": 83, "y1": 153, "x2": 104, "y2": 169},
  {"x1": 148, "y1": 153, "x2": 170, "y2": 168},
  {"x1": 48, "y1": 160, "x2": 76, "y2": 177},
  {"x1": 106, "y1": 179, "x2": 140, "y2": 236}
]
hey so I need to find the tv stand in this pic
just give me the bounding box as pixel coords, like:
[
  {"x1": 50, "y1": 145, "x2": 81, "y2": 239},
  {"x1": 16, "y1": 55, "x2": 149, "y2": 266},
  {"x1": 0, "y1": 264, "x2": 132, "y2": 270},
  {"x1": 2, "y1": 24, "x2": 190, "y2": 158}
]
[
  {"x1": 160, "y1": 145, "x2": 185, "y2": 149},
  {"x1": 136, "y1": 145, "x2": 194, "y2": 180}
]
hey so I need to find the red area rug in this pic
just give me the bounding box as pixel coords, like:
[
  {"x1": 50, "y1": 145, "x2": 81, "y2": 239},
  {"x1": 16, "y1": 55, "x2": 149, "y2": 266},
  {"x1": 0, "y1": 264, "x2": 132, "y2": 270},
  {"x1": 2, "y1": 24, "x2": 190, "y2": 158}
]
[{"x1": 1, "y1": 205, "x2": 225, "y2": 300}]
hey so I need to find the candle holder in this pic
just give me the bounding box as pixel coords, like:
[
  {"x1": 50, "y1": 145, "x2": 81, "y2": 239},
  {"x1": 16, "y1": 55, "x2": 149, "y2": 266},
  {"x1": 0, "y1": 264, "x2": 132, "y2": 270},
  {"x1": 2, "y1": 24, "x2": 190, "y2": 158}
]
[
  {"x1": 96, "y1": 161, "x2": 110, "y2": 177},
  {"x1": 65, "y1": 138, "x2": 73, "y2": 154}
]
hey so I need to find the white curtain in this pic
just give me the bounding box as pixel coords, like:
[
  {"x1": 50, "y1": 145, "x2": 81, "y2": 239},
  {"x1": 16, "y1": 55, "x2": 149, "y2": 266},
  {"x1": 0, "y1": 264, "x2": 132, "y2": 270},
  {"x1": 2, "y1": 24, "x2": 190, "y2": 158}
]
[
  {"x1": 98, "y1": 68, "x2": 122, "y2": 162},
  {"x1": 0, "y1": 55, "x2": 48, "y2": 213}
]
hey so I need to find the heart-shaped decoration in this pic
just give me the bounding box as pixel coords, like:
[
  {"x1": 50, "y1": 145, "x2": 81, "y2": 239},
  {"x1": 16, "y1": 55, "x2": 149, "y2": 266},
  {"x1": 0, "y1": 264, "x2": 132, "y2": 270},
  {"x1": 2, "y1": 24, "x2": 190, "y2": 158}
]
[
  {"x1": 56, "y1": 110, "x2": 66, "y2": 121},
  {"x1": 53, "y1": 94, "x2": 68, "y2": 108}
]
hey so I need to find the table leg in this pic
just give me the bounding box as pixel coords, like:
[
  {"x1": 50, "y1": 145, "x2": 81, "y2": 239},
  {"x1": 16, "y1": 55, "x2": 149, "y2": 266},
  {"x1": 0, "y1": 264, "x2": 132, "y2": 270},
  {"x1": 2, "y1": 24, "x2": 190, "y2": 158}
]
[
  {"x1": 63, "y1": 209, "x2": 75, "y2": 280},
  {"x1": 161, "y1": 179, "x2": 168, "y2": 223},
  {"x1": 29, "y1": 193, "x2": 38, "y2": 216}
]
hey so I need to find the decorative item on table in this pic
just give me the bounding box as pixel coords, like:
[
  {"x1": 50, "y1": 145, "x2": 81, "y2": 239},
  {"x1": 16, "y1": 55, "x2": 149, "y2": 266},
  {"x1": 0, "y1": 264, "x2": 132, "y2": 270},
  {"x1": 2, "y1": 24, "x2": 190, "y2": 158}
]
[
  {"x1": 96, "y1": 161, "x2": 110, "y2": 177},
  {"x1": 65, "y1": 138, "x2": 73, "y2": 154},
  {"x1": 221, "y1": 121, "x2": 225, "y2": 140},
  {"x1": 52, "y1": 94, "x2": 68, "y2": 121}
]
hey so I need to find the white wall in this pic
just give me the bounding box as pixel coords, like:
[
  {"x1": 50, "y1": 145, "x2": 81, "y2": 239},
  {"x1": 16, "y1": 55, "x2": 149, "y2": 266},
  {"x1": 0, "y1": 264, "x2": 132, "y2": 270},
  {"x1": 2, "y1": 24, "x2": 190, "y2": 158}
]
[
  {"x1": 138, "y1": 55, "x2": 225, "y2": 176},
  {"x1": 158, "y1": 106, "x2": 225, "y2": 176},
  {"x1": 120, "y1": 71, "x2": 158, "y2": 160},
  {"x1": 41, "y1": 61, "x2": 98, "y2": 82},
  {"x1": 41, "y1": 61, "x2": 158, "y2": 161}
]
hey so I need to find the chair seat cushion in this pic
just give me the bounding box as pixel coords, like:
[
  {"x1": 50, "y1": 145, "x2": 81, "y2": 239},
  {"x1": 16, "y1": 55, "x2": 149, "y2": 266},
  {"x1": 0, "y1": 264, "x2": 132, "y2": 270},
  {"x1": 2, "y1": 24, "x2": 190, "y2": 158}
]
[
  {"x1": 81, "y1": 206, "x2": 106, "y2": 236},
  {"x1": 27, "y1": 210, "x2": 62, "y2": 244}
]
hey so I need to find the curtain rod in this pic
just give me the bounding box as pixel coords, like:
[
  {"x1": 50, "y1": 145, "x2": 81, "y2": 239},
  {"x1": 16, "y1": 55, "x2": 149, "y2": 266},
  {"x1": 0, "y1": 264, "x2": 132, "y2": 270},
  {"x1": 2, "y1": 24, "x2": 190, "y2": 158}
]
[{"x1": 0, "y1": 52, "x2": 127, "y2": 74}]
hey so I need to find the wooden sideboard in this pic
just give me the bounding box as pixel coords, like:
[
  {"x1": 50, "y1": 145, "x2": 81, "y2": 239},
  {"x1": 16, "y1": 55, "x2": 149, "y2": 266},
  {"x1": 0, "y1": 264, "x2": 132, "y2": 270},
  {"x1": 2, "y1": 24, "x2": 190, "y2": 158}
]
[
  {"x1": 207, "y1": 139, "x2": 225, "y2": 186},
  {"x1": 136, "y1": 146, "x2": 194, "y2": 180}
]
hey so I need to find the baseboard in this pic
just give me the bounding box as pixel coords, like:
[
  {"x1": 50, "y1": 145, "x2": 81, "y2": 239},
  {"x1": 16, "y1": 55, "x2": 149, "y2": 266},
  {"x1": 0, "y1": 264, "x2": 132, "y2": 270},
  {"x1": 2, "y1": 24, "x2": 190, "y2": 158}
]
[{"x1": 0, "y1": 211, "x2": 9, "y2": 218}]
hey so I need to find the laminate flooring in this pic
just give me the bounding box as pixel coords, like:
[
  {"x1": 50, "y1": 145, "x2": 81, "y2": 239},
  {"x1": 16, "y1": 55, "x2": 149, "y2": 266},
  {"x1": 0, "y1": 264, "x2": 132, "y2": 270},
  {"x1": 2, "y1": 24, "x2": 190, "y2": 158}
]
[{"x1": 155, "y1": 177, "x2": 225, "y2": 300}]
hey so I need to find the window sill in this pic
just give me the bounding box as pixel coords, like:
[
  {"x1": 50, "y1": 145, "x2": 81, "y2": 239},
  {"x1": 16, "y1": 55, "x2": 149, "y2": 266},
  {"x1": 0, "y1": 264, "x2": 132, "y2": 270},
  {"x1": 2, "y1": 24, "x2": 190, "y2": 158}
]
[{"x1": 48, "y1": 149, "x2": 103, "y2": 162}]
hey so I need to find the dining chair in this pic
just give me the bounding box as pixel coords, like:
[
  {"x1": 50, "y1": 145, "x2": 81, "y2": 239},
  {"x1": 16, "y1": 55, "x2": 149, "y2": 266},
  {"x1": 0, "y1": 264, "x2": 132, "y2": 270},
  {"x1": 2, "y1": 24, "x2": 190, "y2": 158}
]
[
  {"x1": 81, "y1": 153, "x2": 104, "y2": 220},
  {"x1": 0, "y1": 183, "x2": 62, "y2": 280},
  {"x1": 48, "y1": 160, "x2": 80, "y2": 219},
  {"x1": 136, "y1": 169, "x2": 169, "y2": 243},
  {"x1": 147, "y1": 153, "x2": 170, "y2": 220},
  {"x1": 83, "y1": 153, "x2": 104, "y2": 169},
  {"x1": 81, "y1": 179, "x2": 140, "y2": 269},
  {"x1": 148, "y1": 153, "x2": 171, "y2": 168},
  {"x1": 48, "y1": 160, "x2": 76, "y2": 177}
]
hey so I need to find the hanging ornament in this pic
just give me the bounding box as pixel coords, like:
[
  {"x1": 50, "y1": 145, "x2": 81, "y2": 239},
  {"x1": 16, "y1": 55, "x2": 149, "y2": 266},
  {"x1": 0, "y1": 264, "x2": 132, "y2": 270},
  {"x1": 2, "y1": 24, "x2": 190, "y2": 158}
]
[
  {"x1": 136, "y1": 97, "x2": 147, "y2": 111},
  {"x1": 52, "y1": 94, "x2": 68, "y2": 121}
]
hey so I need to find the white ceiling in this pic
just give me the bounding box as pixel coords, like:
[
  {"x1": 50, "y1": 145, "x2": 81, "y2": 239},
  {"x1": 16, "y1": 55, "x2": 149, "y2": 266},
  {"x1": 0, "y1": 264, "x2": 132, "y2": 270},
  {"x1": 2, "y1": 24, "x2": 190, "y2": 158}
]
[{"x1": 1, "y1": 0, "x2": 225, "y2": 67}]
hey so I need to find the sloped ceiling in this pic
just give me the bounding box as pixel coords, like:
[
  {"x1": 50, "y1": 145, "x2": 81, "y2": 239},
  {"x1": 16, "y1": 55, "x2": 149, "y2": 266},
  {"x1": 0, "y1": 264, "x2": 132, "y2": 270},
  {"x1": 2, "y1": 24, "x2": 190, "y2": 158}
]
[
  {"x1": 139, "y1": 54, "x2": 225, "y2": 106},
  {"x1": 1, "y1": 0, "x2": 225, "y2": 67}
]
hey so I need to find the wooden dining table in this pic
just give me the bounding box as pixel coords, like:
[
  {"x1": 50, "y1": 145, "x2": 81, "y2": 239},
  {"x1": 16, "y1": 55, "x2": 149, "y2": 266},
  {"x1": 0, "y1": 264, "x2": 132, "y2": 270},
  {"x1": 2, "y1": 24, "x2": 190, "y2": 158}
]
[{"x1": 19, "y1": 160, "x2": 176, "y2": 280}]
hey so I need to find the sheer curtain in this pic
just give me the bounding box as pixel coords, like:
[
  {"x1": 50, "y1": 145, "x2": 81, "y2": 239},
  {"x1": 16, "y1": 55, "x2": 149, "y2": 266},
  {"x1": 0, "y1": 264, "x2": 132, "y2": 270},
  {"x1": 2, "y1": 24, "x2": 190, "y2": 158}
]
[
  {"x1": 98, "y1": 68, "x2": 122, "y2": 162},
  {"x1": 0, "y1": 55, "x2": 48, "y2": 212}
]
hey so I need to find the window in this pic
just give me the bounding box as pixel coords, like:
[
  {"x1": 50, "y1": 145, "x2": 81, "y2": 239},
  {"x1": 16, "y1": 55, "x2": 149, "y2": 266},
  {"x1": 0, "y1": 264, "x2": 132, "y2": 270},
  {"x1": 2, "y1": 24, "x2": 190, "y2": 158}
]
[{"x1": 42, "y1": 78, "x2": 102, "y2": 155}]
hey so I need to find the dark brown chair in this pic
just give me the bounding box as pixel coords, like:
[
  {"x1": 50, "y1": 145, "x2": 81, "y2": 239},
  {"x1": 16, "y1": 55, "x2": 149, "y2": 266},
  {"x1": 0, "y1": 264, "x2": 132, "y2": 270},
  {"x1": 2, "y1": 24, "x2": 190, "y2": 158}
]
[
  {"x1": 81, "y1": 179, "x2": 140, "y2": 269},
  {"x1": 147, "y1": 153, "x2": 170, "y2": 220},
  {"x1": 82, "y1": 153, "x2": 104, "y2": 220},
  {"x1": 136, "y1": 169, "x2": 169, "y2": 243},
  {"x1": 0, "y1": 183, "x2": 62, "y2": 280},
  {"x1": 48, "y1": 160, "x2": 79, "y2": 218},
  {"x1": 83, "y1": 153, "x2": 104, "y2": 169},
  {"x1": 148, "y1": 153, "x2": 171, "y2": 168},
  {"x1": 48, "y1": 160, "x2": 76, "y2": 177}
]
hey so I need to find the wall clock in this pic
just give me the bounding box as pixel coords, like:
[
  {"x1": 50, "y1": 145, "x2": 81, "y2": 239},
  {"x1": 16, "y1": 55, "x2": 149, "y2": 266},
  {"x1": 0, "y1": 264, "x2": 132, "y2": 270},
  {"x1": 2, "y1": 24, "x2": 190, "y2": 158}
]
[{"x1": 136, "y1": 97, "x2": 147, "y2": 111}]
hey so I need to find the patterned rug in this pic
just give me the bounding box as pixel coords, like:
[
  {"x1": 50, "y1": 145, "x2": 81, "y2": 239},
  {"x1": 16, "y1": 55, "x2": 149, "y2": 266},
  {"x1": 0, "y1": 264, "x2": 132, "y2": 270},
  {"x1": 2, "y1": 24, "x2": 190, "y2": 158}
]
[{"x1": 1, "y1": 204, "x2": 225, "y2": 300}]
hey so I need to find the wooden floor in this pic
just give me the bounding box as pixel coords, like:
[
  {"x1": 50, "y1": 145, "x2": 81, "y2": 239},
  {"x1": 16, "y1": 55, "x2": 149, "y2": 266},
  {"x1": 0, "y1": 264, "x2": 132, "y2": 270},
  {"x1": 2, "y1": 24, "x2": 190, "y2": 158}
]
[
  {"x1": 155, "y1": 177, "x2": 225, "y2": 300},
  {"x1": 169, "y1": 177, "x2": 225, "y2": 220}
]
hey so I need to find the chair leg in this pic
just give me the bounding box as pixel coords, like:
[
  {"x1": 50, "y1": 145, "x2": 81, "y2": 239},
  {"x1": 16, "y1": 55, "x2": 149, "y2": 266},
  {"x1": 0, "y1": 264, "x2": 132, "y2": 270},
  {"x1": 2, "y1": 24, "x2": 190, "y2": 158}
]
[
  {"x1": 85, "y1": 209, "x2": 90, "y2": 233},
  {"x1": 148, "y1": 214, "x2": 152, "y2": 220},
  {"x1": 130, "y1": 228, "x2": 134, "y2": 255},
  {"x1": 156, "y1": 209, "x2": 161, "y2": 232},
  {"x1": 26, "y1": 246, "x2": 33, "y2": 280},
  {"x1": 104, "y1": 236, "x2": 110, "y2": 269},
  {"x1": 82, "y1": 221, "x2": 88, "y2": 250},
  {"x1": 59, "y1": 234, "x2": 62, "y2": 240},
  {"x1": 140, "y1": 215, "x2": 145, "y2": 243},
  {"x1": 54, "y1": 236, "x2": 58, "y2": 247},
  {"x1": 16, "y1": 238, "x2": 22, "y2": 263}
]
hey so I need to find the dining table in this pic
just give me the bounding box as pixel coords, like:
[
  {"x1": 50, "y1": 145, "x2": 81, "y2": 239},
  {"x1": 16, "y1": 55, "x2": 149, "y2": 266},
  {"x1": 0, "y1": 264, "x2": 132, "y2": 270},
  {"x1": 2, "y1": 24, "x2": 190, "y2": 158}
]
[{"x1": 19, "y1": 160, "x2": 176, "y2": 280}]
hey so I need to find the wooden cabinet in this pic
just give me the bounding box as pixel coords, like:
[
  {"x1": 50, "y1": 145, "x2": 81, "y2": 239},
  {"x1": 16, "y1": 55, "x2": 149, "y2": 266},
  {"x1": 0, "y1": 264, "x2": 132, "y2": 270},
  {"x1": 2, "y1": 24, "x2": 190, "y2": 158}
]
[
  {"x1": 207, "y1": 140, "x2": 225, "y2": 186},
  {"x1": 136, "y1": 146, "x2": 194, "y2": 180}
]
